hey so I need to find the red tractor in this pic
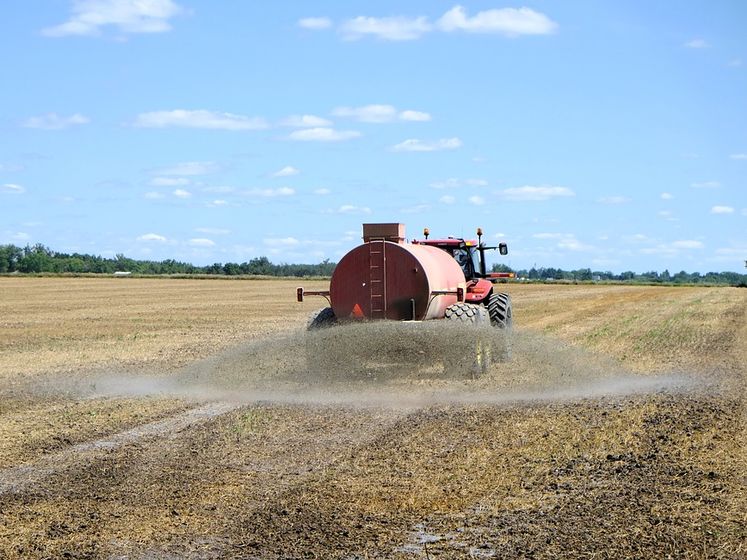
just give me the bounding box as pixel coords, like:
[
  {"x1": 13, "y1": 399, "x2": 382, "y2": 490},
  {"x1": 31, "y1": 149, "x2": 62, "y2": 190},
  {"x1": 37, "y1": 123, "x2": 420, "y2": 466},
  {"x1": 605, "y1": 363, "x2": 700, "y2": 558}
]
[{"x1": 297, "y1": 223, "x2": 513, "y2": 376}]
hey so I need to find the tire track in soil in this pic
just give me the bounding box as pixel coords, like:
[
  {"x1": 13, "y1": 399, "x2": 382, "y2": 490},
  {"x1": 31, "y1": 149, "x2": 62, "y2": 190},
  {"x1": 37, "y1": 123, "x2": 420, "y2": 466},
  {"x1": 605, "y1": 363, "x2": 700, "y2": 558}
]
[{"x1": 0, "y1": 401, "x2": 241, "y2": 496}]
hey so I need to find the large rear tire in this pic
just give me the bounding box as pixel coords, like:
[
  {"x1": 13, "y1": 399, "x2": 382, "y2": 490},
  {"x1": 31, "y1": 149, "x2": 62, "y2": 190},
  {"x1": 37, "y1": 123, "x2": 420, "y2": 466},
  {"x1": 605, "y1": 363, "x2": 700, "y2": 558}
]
[
  {"x1": 305, "y1": 307, "x2": 339, "y2": 375},
  {"x1": 444, "y1": 302, "x2": 491, "y2": 378},
  {"x1": 488, "y1": 292, "x2": 513, "y2": 361}
]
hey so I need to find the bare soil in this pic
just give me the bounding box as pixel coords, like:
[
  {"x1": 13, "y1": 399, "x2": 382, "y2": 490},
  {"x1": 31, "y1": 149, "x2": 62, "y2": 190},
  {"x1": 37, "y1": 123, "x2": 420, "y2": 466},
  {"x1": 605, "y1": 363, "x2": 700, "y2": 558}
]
[{"x1": 0, "y1": 278, "x2": 744, "y2": 559}]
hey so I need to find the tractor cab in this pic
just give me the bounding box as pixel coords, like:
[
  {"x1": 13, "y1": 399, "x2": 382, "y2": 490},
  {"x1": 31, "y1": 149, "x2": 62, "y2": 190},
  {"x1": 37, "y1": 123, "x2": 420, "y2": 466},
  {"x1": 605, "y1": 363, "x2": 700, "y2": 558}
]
[{"x1": 413, "y1": 228, "x2": 512, "y2": 305}]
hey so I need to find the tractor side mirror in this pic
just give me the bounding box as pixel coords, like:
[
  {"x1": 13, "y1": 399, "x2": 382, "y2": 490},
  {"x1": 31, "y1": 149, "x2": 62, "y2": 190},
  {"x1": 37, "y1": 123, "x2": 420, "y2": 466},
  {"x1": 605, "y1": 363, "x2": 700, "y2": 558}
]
[{"x1": 498, "y1": 243, "x2": 508, "y2": 256}]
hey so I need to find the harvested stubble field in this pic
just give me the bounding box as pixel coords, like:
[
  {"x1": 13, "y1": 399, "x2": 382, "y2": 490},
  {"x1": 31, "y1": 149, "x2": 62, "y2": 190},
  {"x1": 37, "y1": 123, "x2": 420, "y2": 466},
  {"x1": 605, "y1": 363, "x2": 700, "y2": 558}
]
[{"x1": 0, "y1": 277, "x2": 744, "y2": 559}]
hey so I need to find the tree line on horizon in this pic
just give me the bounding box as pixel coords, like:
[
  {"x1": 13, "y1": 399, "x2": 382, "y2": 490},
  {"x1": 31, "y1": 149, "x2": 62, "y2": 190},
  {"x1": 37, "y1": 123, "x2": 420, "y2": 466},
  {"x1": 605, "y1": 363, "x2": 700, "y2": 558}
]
[{"x1": 0, "y1": 243, "x2": 745, "y2": 286}]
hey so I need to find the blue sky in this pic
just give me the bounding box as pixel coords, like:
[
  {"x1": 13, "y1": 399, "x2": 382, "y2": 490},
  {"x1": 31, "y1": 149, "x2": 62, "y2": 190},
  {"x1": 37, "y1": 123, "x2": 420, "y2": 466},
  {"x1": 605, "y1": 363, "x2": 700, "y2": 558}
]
[{"x1": 1, "y1": 1, "x2": 745, "y2": 273}]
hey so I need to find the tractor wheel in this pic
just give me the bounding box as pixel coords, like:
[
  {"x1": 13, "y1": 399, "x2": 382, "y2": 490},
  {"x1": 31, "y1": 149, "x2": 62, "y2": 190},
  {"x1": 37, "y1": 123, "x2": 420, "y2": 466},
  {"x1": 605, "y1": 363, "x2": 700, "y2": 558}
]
[
  {"x1": 305, "y1": 307, "x2": 339, "y2": 376},
  {"x1": 487, "y1": 293, "x2": 513, "y2": 361},
  {"x1": 443, "y1": 303, "x2": 491, "y2": 378},
  {"x1": 307, "y1": 306, "x2": 337, "y2": 330},
  {"x1": 487, "y1": 292, "x2": 513, "y2": 329}
]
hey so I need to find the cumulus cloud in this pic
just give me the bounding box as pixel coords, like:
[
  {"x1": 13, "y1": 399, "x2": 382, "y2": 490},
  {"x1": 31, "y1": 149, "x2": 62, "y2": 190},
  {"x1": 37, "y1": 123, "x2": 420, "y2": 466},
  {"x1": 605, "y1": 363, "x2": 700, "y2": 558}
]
[
  {"x1": 153, "y1": 161, "x2": 219, "y2": 176},
  {"x1": 137, "y1": 233, "x2": 167, "y2": 242},
  {"x1": 684, "y1": 38, "x2": 708, "y2": 48},
  {"x1": 498, "y1": 185, "x2": 575, "y2": 201},
  {"x1": 340, "y1": 15, "x2": 431, "y2": 41},
  {"x1": 532, "y1": 233, "x2": 591, "y2": 252},
  {"x1": 468, "y1": 195, "x2": 485, "y2": 206},
  {"x1": 672, "y1": 240, "x2": 704, "y2": 249},
  {"x1": 661, "y1": 192, "x2": 674, "y2": 200},
  {"x1": 333, "y1": 6, "x2": 557, "y2": 41},
  {"x1": 133, "y1": 110, "x2": 268, "y2": 130},
  {"x1": 598, "y1": 195, "x2": 630, "y2": 204},
  {"x1": 391, "y1": 137, "x2": 462, "y2": 152},
  {"x1": 22, "y1": 112, "x2": 89, "y2": 130},
  {"x1": 691, "y1": 180, "x2": 720, "y2": 189},
  {"x1": 314, "y1": 188, "x2": 331, "y2": 195},
  {"x1": 244, "y1": 187, "x2": 295, "y2": 198},
  {"x1": 298, "y1": 17, "x2": 332, "y2": 30},
  {"x1": 287, "y1": 128, "x2": 361, "y2": 142},
  {"x1": 437, "y1": 5, "x2": 558, "y2": 36},
  {"x1": 271, "y1": 165, "x2": 300, "y2": 178},
  {"x1": 188, "y1": 238, "x2": 215, "y2": 247},
  {"x1": 263, "y1": 237, "x2": 300, "y2": 246},
  {"x1": 42, "y1": 0, "x2": 184, "y2": 37},
  {"x1": 332, "y1": 104, "x2": 431, "y2": 123},
  {"x1": 711, "y1": 205, "x2": 734, "y2": 214},
  {"x1": 328, "y1": 205, "x2": 372, "y2": 214},
  {"x1": 729, "y1": 153, "x2": 747, "y2": 160},
  {"x1": 399, "y1": 110, "x2": 432, "y2": 122},
  {"x1": 173, "y1": 189, "x2": 191, "y2": 198},
  {"x1": 279, "y1": 114, "x2": 332, "y2": 128},
  {"x1": 440, "y1": 195, "x2": 456, "y2": 204},
  {"x1": 144, "y1": 191, "x2": 164, "y2": 199},
  {"x1": 1, "y1": 183, "x2": 25, "y2": 194}
]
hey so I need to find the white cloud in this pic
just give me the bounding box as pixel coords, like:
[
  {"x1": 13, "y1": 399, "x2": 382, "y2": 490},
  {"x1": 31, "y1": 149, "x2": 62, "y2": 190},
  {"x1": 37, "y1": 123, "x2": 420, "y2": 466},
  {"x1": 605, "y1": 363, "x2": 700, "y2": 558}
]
[
  {"x1": 1, "y1": 183, "x2": 25, "y2": 194},
  {"x1": 391, "y1": 137, "x2": 462, "y2": 152},
  {"x1": 532, "y1": 233, "x2": 591, "y2": 251},
  {"x1": 661, "y1": 192, "x2": 674, "y2": 200},
  {"x1": 137, "y1": 233, "x2": 167, "y2": 242},
  {"x1": 314, "y1": 188, "x2": 331, "y2": 195},
  {"x1": 728, "y1": 59, "x2": 743, "y2": 67},
  {"x1": 173, "y1": 189, "x2": 191, "y2": 198},
  {"x1": 430, "y1": 178, "x2": 488, "y2": 189},
  {"x1": 437, "y1": 5, "x2": 558, "y2": 36},
  {"x1": 672, "y1": 240, "x2": 704, "y2": 249},
  {"x1": 22, "y1": 113, "x2": 89, "y2": 130},
  {"x1": 244, "y1": 187, "x2": 295, "y2": 198},
  {"x1": 331, "y1": 205, "x2": 372, "y2": 215},
  {"x1": 440, "y1": 195, "x2": 456, "y2": 204},
  {"x1": 658, "y1": 210, "x2": 677, "y2": 221},
  {"x1": 144, "y1": 191, "x2": 165, "y2": 199},
  {"x1": 598, "y1": 195, "x2": 630, "y2": 204},
  {"x1": 11, "y1": 232, "x2": 31, "y2": 241},
  {"x1": 691, "y1": 180, "x2": 720, "y2": 189},
  {"x1": 150, "y1": 177, "x2": 190, "y2": 186},
  {"x1": 42, "y1": 0, "x2": 184, "y2": 37},
  {"x1": 287, "y1": 128, "x2": 361, "y2": 142},
  {"x1": 729, "y1": 153, "x2": 747, "y2": 160},
  {"x1": 711, "y1": 205, "x2": 734, "y2": 214},
  {"x1": 399, "y1": 110, "x2": 432, "y2": 122},
  {"x1": 332, "y1": 104, "x2": 431, "y2": 123},
  {"x1": 332, "y1": 104, "x2": 397, "y2": 123},
  {"x1": 298, "y1": 17, "x2": 332, "y2": 30},
  {"x1": 154, "y1": 161, "x2": 219, "y2": 176},
  {"x1": 209, "y1": 199, "x2": 227, "y2": 207},
  {"x1": 271, "y1": 165, "x2": 300, "y2": 178},
  {"x1": 133, "y1": 110, "x2": 267, "y2": 130},
  {"x1": 279, "y1": 114, "x2": 332, "y2": 128},
  {"x1": 468, "y1": 195, "x2": 485, "y2": 206},
  {"x1": 340, "y1": 15, "x2": 431, "y2": 41},
  {"x1": 195, "y1": 227, "x2": 230, "y2": 235},
  {"x1": 263, "y1": 237, "x2": 300, "y2": 246},
  {"x1": 684, "y1": 38, "x2": 708, "y2": 48},
  {"x1": 188, "y1": 238, "x2": 215, "y2": 247},
  {"x1": 498, "y1": 185, "x2": 575, "y2": 201}
]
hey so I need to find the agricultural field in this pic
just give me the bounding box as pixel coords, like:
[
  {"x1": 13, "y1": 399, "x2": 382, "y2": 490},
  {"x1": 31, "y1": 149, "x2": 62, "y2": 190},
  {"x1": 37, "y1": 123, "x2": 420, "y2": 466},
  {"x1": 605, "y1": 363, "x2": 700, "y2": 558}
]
[{"x1": 0, "y1": 277, "x2": 744, "y2": 559}]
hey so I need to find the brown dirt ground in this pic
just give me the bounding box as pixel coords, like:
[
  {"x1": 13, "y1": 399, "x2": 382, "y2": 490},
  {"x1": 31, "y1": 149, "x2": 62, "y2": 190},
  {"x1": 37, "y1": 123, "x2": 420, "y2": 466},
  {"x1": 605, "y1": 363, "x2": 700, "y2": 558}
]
[{"x1": 0, "y1": 277, "x2": 744, "y2": 559}]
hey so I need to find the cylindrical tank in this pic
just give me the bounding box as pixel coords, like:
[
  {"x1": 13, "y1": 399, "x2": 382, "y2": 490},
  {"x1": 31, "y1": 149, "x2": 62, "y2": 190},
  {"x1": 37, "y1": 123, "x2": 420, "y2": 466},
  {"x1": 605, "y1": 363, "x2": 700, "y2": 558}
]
[{"x1": 330, "y1": 240, "x2": 466, "y2": 321}]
